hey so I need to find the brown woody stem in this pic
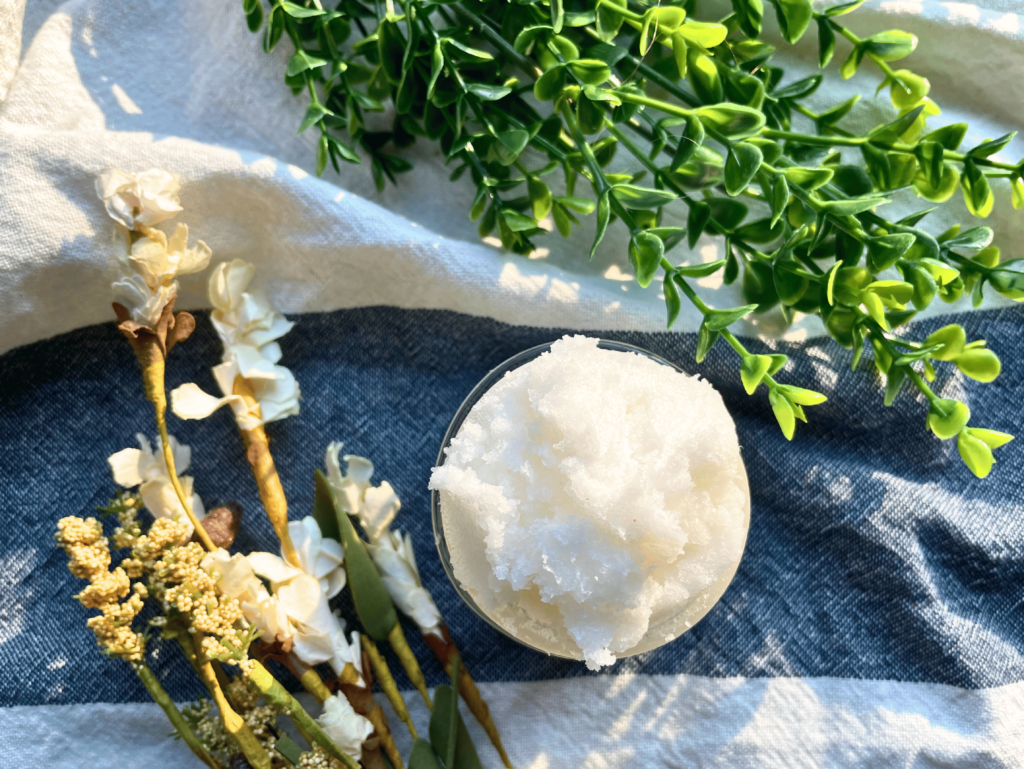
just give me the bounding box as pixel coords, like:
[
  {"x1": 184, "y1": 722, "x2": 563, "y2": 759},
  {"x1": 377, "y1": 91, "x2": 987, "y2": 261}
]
[
  {"x1": 387, "y1": 623, "x2": 432, "y2": 710},
  {"x1": 231, "y1": 375, "x2": 300, "y2": 568}
]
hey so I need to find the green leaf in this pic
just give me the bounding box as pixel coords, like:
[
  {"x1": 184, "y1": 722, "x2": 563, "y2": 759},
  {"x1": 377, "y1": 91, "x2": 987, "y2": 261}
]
[
  {"x1": 777, "y1": 385, "x2": 827, "y2": 406},
  {"x1": 862, "y1": 291, "x2": 888, "y2": 329},
  {"x1": 554, "y1": 196, "x2": 595, "y2": 214},
  {"x1": 989, "y1": 258, "x2": 1024, "y2": 298},
  {"x1": 670, "y1": 115, "x2": 705, "y2": 170},
  {"x1": 696, "y1": 104, "x2": 766, "y2": 140},
  {"x1": 688, "y1": 50, "x2": 723, "y2": 104},
  {"x1": 954, "y1": 348, "x2": 1001, "y2": 382},
  {"x1": 817, "y1": 17, "x2": 836, "y2": 68},
  {"x1": 867, "y1": 233, "x2": 915, "y2": 271},
  {"x1": 430, "y1": 685, "x2": 483, "y2": 769},
  {"x1": 892, "y1": 343, "x2": 944, "y2": 366},
  {"x1": 612, "y1": 184, "x2": 677, "y2": 208},
  {"x1": 900, "y1": 262, "x2": 938, "y2": 310},
  {"x1": 314, "y1": 470, "x2": 397, "y2": 639},
  {"x1": 771, "y1": 175, "x2": 790, "y2": 228},
  {"x1": 279, "y1": 1, "x2": 325, "y2": 18},
  {"x1": 687, "y1": 202, "x2": 711, "y2": 249},
  {"x1": 533, "y1": 65, "x2": 566, "y2": 101},
  {"x1": 817, "y1": 95, "x2": 860, "y2": 126},
  {"x1": 263, "y1": 5, "x2": 284, "y2": 52},
  {"x1": 968, "y1": 132, "x2": 1017, "y2": 159},
  {"x1": 741, "y1": 354, "x2": 773, "y2": 394},
  {"x1": 677, "y1": 259, "x2": 727, "y2": 277},
  {"x1": 922, "y1": 123, "x2": 968, "y2": 151},
  {"x1": 769, "y1": 387, "x2": 796, "y2": 440},
  {"x1": 927, "y1": 399, "x2": 970, "y2": 440},
  {"x1": 591, "y1": 191, "x2": 611, "y2": 259},
  {"x1": 677, "y1": 20, "x2": 729, "y2": 48},
  {"x1": 824, "y1": 0, "x2": 866, "y2": 16},
  {"x1": 771, "y1": 0, "x2": 813, "y2": 44},
  {"x1": 596, "y1": 0, "x2": 625, "y2": 41},
  {"x1": 551, "y1": 0, "x2": 564, "y2": 33},
  {"x1": 865, "y1": 280, "x2": 914, "y2": 305},
  {"x1": 725, "y1": 142, "x2": 763, "y2": 197},
  {"x1": 298, "y1": 103, "x2": 332, "y2": 134},
  {"x1": 568, "y1": 59, "x2": 612, "y2": 85},
  {"x1": 707, "y1": 198, "x2": 749, "y2": 230},
  {"x1": 943, "y1": 226, "x2": 993, "y2": 252},
  {"x1": 671, "y1": 33, "x2": 688, "y2": 79},
  {"x1": 773, "y1": 75, "x2": 822, "y2": 101},
  {"x1": 768, "y1": 354, "x2": 788, "y2": 374},
  {"x1": 783, "y1": 167, "x2": 834, "y2": 190},
  {"x1": 705, "y1": 303, "x2": 758, "y2": 331},
  {"x1": 286, "y1": 48, "x2": 328, "y2": 77},
  {"x1": 967, "y1": 428, "x2": 1014, "y2": 450},
  {"x1": 427, "y1": 41, "x2": 444, "y2": 100},
  {"x1": 494, "y1": 130, "x2": 529, "y2": 166},
  {"x1": 502, "y1": 210, "x2": 538, "y2": 232},
  {"x1": 696, "y1": 322, "x2": 720, "y2": 362},
  {"x1": 883, "y1": 365, "x2": 906, "y2": 406},
  {"x1": 409, "y1": 738, "x2": 443, "y2": 769},
  {"x1": 863, "y1": 29, "x2": 918, "y2": 61},
  {"x1": 246, "y1": 1, "x2": 264, "y2": 32},
  {"x1": 513, "y1": 25, "x2": 552, "y2": 54},
  {"x1": 960, "y1": 159, "x2": 994, "y2": 218},
  {"x1": 629, "y1": 231, "x2": 665, "y2": 288},
  {"x1": 816, "y1": 196, "x2": 888, "y2": 216},
  {"x1": 731, "y1": 0, "x2": 764, "y2": 38},
  {"x1": 664, "y1": 272, "x2": 682, "y2": 328},
  {"x1": 958, "y1": 430, "x2": 994, "y2": 478},
  {"x1": 914, "y1": 162, "x2": 960, "y2": 203},
  {"x1": 466, "y1": 83, "x2": 511, "y2": 101},
  {"x1": 914, "y1": 141, "x2": 944, "y2": 188},
  {"x1": 315, "y1": 134, "x2": 328, "y2": 177},
  {"x1": 839, "y1": 45, "x2": 864, "y2": 79}
]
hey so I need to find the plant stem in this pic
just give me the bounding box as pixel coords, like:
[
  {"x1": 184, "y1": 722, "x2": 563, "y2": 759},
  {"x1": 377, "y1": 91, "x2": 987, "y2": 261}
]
[
  {"x1": 361, "y1": 635, "x2": 419, "y2": 740},
  {"x1": 133, "y1": 660, "x2": 222, "y2": 769}
]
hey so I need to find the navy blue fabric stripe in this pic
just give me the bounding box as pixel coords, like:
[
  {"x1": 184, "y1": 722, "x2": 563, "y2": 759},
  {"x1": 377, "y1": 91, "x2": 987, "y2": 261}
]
[{"x1": 1, "y1": 306, "x2": 1022, "y2": 706}]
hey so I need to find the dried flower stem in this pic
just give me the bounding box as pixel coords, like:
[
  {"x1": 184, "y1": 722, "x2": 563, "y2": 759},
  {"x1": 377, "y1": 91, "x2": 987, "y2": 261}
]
[
  {"x1": 231, "y1": 375, "x2": 300, "y2": 568},
  {"x1": 387, "y1": 623, "x2": 432, "y2": 710},
  {"x1": 133, "y1": 660, "x2": 223, "y2": 769},
  {"x1": 424, "y1": 628, "x2": 511, "y2": 769},
  {"x1": 141, "y1": 359, "x2": 216, "y2": 552},
  {"x1": 189, "y1": 634, "x2": 271, "y2": 769},
  {"x1": 361, "y1": 636, "x2": 418, "y2": 740},
  {"x1": 247, "y1": 660, "x2": 361, "y2": 769}
]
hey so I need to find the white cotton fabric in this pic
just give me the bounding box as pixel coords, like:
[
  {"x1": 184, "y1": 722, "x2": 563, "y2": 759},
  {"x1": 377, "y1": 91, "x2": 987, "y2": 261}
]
[
  {"x1": 1, "y1": 676, "x2": 1022, "y2": 768},
  {"x1": 0, "y1": 0, "x2": 1022, "y2": 356}
]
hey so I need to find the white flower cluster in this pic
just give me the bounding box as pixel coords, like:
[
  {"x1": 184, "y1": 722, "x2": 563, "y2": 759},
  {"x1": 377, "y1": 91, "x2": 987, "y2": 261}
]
[
  {"x1": 171, "y1": 260, "x2": 300, "y2": 429},
  {"x1": 97, "y1": 169, "x2": 211, "y2": 327},
  {"x1": 108, "y1": 434, "x2": 205, "y2": 540},
  {"x1": 324, "y1": 443, "x2": 442, "y2": 639}
]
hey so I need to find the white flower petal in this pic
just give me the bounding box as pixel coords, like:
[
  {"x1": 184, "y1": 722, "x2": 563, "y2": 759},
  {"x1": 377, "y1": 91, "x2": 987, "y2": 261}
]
[
  {"x1": 289, "y1": 517, "x2": 322, "y2": 576},
  {"x1": 247, "y1": 552, "x2": 304, "y2": 587},
  {"x1": 108, "y1": 448, "x2": 144, "y2": 488},
  {"x1": 317, "y1": 695, "x2": 373, "y2": 760},
  {"x1": 342, "y1": 455, "x2": 375, "y2": 493},
  {"x1": 325, "y1": 442, "x2": 346, "y2": 492},
  {"x1": 292, "y1": 628, "x2": 335, "y2": 666},
  {"x1": 360, "y1": 481, "x2": 400, "y2": 542},
  {"x1": 321, "y1": 569, "x2": 347, "y2": 601},
  {"x1": 318, "y1": 536, "x2": 345, "y2": 567},
  {"x1": 209, "y1": 259, "x2": 255, "y2": 313},
  {"x1": 170, "y1": 383, "x2": 246, "y2": 422},
  {"x1": 231, "y1": 344, "x2": 280, "y2": 381},
  {"x1": 277, "y1": 573, "x2": 328, "y2": 624}
]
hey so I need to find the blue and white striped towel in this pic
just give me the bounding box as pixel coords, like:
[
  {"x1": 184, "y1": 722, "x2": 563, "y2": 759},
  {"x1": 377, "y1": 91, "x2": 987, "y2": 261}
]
[{"x1": 0, "y1": 1, "x2": 1022, "y2": 766}]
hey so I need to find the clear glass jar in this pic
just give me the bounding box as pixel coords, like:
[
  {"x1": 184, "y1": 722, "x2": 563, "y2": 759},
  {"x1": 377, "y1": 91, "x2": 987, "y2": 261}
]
[{"x1": 431, "y1": 339, "x2": 750, "y2": 660}]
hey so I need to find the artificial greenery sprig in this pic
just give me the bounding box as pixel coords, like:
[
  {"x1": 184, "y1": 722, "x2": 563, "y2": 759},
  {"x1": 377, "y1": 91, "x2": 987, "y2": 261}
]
[{"x1": 244, "y1": 0, "x2": 1020, "y2": 476}]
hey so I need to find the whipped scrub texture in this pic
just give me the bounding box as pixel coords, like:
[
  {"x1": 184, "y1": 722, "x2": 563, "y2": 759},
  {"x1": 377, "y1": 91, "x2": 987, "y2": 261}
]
[{"x1": 429, "y1": 335, "x2": 748, "y2": 669}]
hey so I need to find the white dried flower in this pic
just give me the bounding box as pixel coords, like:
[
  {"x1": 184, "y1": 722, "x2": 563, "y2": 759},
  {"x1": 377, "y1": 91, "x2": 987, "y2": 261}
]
[
  {"x1": 111, "y1": 223, "x2": 212, "y2": 327},
  {"x1": 317, "y1": 694, "x2": 373, "y2": 761},
  {"x1": 324, "y1": 442, "x2": 400, "y2": 542},
  {"x1": 201, "y1": 549, "x2": 291, "y2": 642},
  {"x1": 96, "y1": 168, "x2": 183, "y2": 230},
  {"x1": 169, "y1": 259, "x2": 299, "y2": 429},
  {"x1": 369, "y1": 530, "x2": 442, "y2": 639},
  {"x1": 108, "y1": 434, "x2": 205, "y2": 538}
]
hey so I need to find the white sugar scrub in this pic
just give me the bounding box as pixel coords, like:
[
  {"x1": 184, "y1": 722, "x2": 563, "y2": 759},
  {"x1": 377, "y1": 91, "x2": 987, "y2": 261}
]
[{"x1": 430, "y1": 335, "x2": 749, "y2": 669}]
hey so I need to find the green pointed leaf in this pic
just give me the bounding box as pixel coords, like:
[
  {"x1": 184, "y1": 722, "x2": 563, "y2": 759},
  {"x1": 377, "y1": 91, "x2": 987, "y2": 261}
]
[
  {"x1": 817, "y1": 17, "x2": 836, "y2": 68},
  {"x1": 767, "y1": 354, "x2": 788, "y2": 374},
  {"x1": 725, "y1": 142, "x2": 763, "y2": 197},
  {"x1": 513, "y1": 25, "x2": 553, "y2": 54},
  {"x1": 863, "y1": 29, "x2": 918, "y2": 61},
  {"x1": 315, "y1": 134, "x2": 328, "y2": 177},
  {"x1": 629, "y1": 231, "x2": 665, "y2": 288},
  {"x1": 731, "y1": 0, "x2": 764, "y2": 38},
  {"x1": 409, "y1": 738, "x2": 443, "y2": 769},
  {"x1": 687, "y1": 202, "x2": 711, "y2": 249},
  {"x1": 772, "y1": 75, "x2": 822, "y2": 101},
  {"x1": 704, "y1": 303, "x2": 759, "y2": 331},
  {"x1": 824, "y1": 0, "x2": 866, "y2": 16},
  {"x1": 988, "y1": 258, "x2": 1024, "y2": 297},
  {"x1": 943, "y1": 226, "x2": 993, "y2": 252},
  {"x1": 263, "y1": 5, "x2": 284, "y2": 52},
  {"x1": 769, "y1": 387, "x2": 796, "y2": 440},
  {"x1": 678, "y1": 20, "x2": 728, "y2": 47},
  {"x1": 670, "y1": 115, "x2": 705, "y2": 171},
  {"x1": 676, "y1": 259, "x2": 727, "y2": 278},
  {"x1": 883, "y1": 365, "x2": 906, "y2": 406},
  {"x1": 493, "y1": 130, "x2": 530, "y2": 166},
  {"x1": 287, "y1": 48, "x2": 328, "y2": 77},
  {"x1": 591, "y1": 191, "x2": 611, "y2": 259},
  {"x1": 533, "y1": 64, "x2": 566, "y2": 101},
  {"x1": 664, "y1": 272, "x2": 682, "y2": 329},
  {"x1": 777, "y1": 385, "x2": 827, "y2": 406},
  {"x1": 927, "y1": 399, "x2": 970, "y2": 440},
  {"x1": 783, "y1": 167, "x2": 834, "y2": 190},
  {"x1": 314, "y1": 470, "x2": 397, "y2": 639},
  {"x1": 816, "y1": 196, "x2": 888, "y2": 216},
  {"x1": 958, "y1": 430, "x2": 994, "y2": 478},
  {"x1": 430, "y1": 685, "x2": 483, "y2": 769},
  {"x1": 867, "y1": 233, "x2": 916, "y2": 271},
  {"x1": 502, "y1": 210, "x2": 538, "y2": 232},
  {"x1": 612, "y1": 184, "x2": 677, "y2": 208},
  {"x1": 922, "y1": 123, "x2": 968, "y2": 151},
  {"x1": 567, "y1": 59, "x2": 612, "y2": 85},
  {"x1": 967, "y1": 428, "x2": 1014, "y2": 450},
  {"x1": 769, "y1": 175, "x2": 790, "y2": 229},
  {"x1": 707, "y1": 198, "x2": 749, "y2": 230},
  {"x1": 866, "y1": 280, "x2": 914, "y2": 305},
  {"x1": 771, "y1": 0, "x2": 813, "y2": 44},
  {"x1": 696, "y1": 322, "x2": 720, "y2": 363},
  {"x1": 960, "y1": 158, "x2": 994, "y2": 218},
  {"x1": 279, "y1": 1, "x2": 325, "y2": 18},
  {"x1": 298, "y1": 103, "x2": 332, "y2": 134},
  {"x1": 968, "y1": 132, "x2": 1017, "y2": 159},
  {"x1": 741, "y1": 355, "x2": 772, "y2": 395},
  {"x1": 427, "y1": 41, "x2": 444, "y2": 99},
  {"x1": 839, "y1": 45, "x2": 864, "y2": 79},
  {"x1": 466, "y1": 83, "x2": 511, "y2": 101}
]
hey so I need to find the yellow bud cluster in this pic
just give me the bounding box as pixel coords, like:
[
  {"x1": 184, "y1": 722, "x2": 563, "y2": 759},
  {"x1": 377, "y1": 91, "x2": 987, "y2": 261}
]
[
  {"x1": 112, "y1": 504, "x2": 142, "y2": 550},
  {"x1": 132, "y1": 517, "x2": 190, "y2": 565},
  {"x1": 298, "y1": 744, "x2": 346, "y2": 769},
  {"x1": 57, "y1": 516, "x2": 145, "y2": 660}
]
